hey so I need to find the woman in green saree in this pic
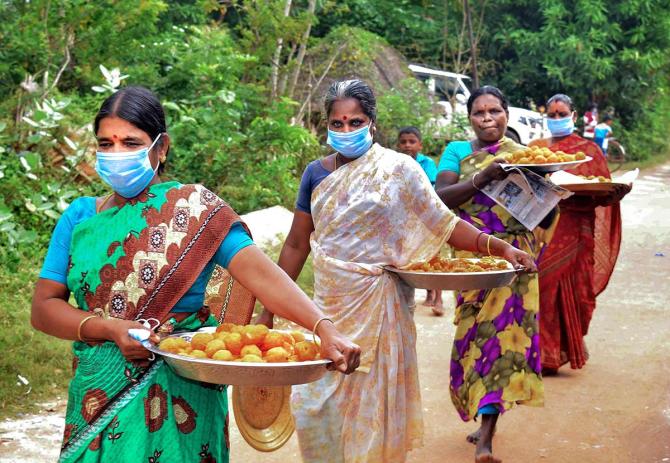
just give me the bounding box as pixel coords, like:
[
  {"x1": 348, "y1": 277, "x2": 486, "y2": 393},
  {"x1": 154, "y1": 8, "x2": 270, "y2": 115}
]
[{"x1": 31, "y1": 86, "x2": 360, "y2": 462}]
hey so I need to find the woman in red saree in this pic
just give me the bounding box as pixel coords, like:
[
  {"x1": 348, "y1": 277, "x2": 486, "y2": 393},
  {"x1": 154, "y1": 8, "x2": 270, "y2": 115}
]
[{"x1": 530, "y1": 94, "x2": 630, "y2": 374}]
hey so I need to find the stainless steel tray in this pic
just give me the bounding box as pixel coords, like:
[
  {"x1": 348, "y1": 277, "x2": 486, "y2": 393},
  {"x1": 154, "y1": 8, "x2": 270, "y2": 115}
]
[
  {"x1": 147, "y1": 328, "x2": 331, "y2": 386},
  {"x1": 385, "y1": 264, "x2": 518, "y2": 290},
  {"x1": 505, "y1": 156, "x2": 592, "y2": 173}
]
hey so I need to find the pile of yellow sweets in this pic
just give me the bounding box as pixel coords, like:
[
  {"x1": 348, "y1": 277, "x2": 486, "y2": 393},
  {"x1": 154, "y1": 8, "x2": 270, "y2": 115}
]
[
  {"x1": 408, "y1": 256, "x2": 509, "y2": 273},
  {"x1": 581, "y1": 175, "x2": 609, "y2": 183},
  {"x1": 157, "y1": 323, "x2": 320, "y2": 363},
  {"x1": 499, "y1": 146, "x2": 587, "y2": 165}
]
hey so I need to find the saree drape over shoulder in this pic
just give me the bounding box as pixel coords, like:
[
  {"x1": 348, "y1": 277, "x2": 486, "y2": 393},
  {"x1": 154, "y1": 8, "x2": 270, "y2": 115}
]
[
  {"x1": 60, "y1": 182, "x2": 244, "y2": 463},
  {"x1": 534, "y1": 134, "x2": 622, "y2": 370},
  {"x1": 291, "y1": 144, "x2": 458, "y2": 463},
  {"x1": 447, "y1": 142, "x2": 547, "y2": 422}
]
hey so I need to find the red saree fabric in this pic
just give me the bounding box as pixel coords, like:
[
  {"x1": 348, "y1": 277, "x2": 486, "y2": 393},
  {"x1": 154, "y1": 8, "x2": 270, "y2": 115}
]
[{"x1": 532, "y1": 134, "x2": 622, "y2": 369}]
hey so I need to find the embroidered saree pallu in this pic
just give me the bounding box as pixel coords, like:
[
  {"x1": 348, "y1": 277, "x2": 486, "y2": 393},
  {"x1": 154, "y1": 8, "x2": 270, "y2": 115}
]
[
  {"x1": 291, "y1": 144, "x2": 458, "y2": 463},
  {"x1": 60, "y1": 182, "x2": 253, "y2": 463}
]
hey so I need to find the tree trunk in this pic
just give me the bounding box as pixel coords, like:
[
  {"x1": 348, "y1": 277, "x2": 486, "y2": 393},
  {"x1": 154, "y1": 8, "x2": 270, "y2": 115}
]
[
  {"x1": 270, "y1": 0, "x2": 293, "y2": 100},
  {"x1": 287, "y1": 0, "x2": 317, "y2": 100},
  {"x1": 464, "y1": 0, "x2": 479, "y2": 88}
]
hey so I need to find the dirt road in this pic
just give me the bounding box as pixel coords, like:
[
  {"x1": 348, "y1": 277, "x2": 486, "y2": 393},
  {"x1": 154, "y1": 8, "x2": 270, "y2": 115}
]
[{"x1": 2, "y1": 164, "x2": 669, "y2": 462}]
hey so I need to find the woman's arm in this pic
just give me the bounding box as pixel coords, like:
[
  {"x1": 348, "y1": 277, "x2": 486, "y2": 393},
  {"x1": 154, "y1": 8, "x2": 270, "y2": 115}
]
[
  {"x1": 256, "y1": 211, "x2": 313, "y2": 327},
  {"x1": 277, "y1": 211, "x2": 314, "y2": 279},
  {"x1": 227, "y1": 245, "x2": 360, "y2": 373},
  {"x1": 31, "y1": 279, "x2": 157, "y2": 361},
  {"x1": 446, "y1": 220, "x2": 537, "y2": 271}
]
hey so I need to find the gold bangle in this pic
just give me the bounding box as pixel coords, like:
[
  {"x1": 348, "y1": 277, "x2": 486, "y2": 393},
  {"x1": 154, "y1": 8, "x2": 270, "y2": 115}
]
[
  {"x1": 78, "y1": 315, "x2": 98, "y2": 342},
  {"x1": 312, "y1": 317, "x2": 333, "y2": 346},
  {"x1": 471, "y1": 172, "x2": 481, "y2": 191},
  {"x1": 486, "y1": 235, "x2": 492, "y2": 256}
]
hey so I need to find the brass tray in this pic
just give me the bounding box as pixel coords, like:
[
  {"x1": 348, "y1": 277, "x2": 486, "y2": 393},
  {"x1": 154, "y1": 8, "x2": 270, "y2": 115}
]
[
  {"x1": 147, "y1": 328, "x2": 331, "y2": 386},
  {"x1": 232, "y1": 385, "x2": 295, "y2": 452},
  {"x1": 505, "y1": 156, "x2": 592, "y2": 173},
  {"x1": 385, "y1": 261, "x2": 517, "y2": 290}
]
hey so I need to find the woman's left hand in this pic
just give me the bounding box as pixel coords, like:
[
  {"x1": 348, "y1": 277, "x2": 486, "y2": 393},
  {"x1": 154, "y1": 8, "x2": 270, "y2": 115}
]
[
  {"x1": 598, "y1": 183, "x2": 632, "y2": 206},
  {"x1": 502, "y1": 245, "x2": 537, "y2": 272},
  {"x1": 317, "y1": 323, "x2": 361, "y2": 374}
]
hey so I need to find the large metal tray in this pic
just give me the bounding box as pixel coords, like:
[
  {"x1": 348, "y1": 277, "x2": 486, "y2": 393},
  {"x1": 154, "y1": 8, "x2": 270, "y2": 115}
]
[
  {"x1": 385, "y1": 263, "x2": 518, "y2": 290},
  {"x1": 147, "y1": 328, "x2": 331, "y2": 386},
  {"x1": 505, "y1": 156, "x2": 592, "y2": 173},
  {"x1": 554, "y1": 181, "x2": 625, "y2": 196}
]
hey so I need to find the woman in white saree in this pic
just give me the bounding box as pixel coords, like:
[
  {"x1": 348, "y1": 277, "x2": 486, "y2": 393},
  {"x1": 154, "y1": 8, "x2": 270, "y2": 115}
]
[{"x1": 257, "y1": 80, "x2": 535, "y2": 463}]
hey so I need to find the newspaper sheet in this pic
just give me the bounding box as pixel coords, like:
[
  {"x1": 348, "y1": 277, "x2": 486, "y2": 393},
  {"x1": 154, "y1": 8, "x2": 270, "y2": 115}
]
[{"x1": 481, "y1": 167, "x2": 572, "y2": 230}]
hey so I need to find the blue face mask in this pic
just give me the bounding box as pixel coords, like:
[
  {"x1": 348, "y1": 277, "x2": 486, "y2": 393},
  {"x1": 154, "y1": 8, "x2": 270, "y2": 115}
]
[
  {"x1": 546, "y1": 116, "x2": 575, "y2": 137},
  {"x1": 95, "y1": 134, "x2": 162, "y2": 198},
  {"x1": 327, "y1": 124, "x2": 373, "y2": 159}
]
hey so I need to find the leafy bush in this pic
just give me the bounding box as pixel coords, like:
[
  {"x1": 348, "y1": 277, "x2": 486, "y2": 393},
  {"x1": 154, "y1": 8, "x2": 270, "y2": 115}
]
[{"x1": 376, "y1": 78, "x2": 470, "y2": 156}]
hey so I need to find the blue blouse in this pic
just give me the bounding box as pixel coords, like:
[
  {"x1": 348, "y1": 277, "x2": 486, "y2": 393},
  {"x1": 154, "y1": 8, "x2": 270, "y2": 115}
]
[
  {"x1": 437, "y1": 141, "x2": 474, "y2": 176},
  {"x1": 295, "y1": 159, "x2": 333, "y2": 214},
  {"x1": 39, "y1": 196, "x2": 254, "y2": 312}
]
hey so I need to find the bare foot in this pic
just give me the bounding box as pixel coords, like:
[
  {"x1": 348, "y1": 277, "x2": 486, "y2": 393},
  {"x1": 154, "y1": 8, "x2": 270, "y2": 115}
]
[
  {"x1": 475, "y1": 439, "x2": 501, "y2": 463},
  {"x1": 467, "y1": 428, "x2": 482, "y2": 444},
  {"x1": 475, "y1": 451, "x2": 501, "y2": 463},
  {"x1": 432, "y1": 304, "x2": 445, "y2": 316},
  {"x1": 423, "y1": 290, "x2": 435, "y2": 307}
]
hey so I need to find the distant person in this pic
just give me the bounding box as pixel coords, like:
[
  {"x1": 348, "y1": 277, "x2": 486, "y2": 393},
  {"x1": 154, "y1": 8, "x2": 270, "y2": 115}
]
[
  {"x1": 583, "y1": 103, "x2": 598, "y2": 139},
  {"x1": 397, "y1": 126, "x2": 437, "y2": 185},
  {"x1": 396, "y1": 126, "x2": 444, "y2": 315},
  {"x1": 529, "y1": 93, "x2": 630, "y2": 374},
  {"x1": 594, "y1": 114, "x2": 613, "y2": 154}
]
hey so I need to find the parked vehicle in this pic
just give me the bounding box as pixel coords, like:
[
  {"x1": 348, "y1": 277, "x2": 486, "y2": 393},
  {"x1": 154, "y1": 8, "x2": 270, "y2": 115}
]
[{"x1": 409, "y1": 64, "x2": 547, "y2": 145}]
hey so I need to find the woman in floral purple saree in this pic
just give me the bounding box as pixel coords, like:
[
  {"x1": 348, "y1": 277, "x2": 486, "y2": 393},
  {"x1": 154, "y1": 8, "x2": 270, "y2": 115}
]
[{"x1": 436, "y1": 86, "x2": 553, "y2": 463}]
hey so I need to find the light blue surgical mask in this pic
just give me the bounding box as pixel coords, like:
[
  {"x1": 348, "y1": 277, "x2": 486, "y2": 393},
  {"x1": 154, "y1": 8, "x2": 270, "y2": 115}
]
[
  {"x1": 327, "y1": 123, "x2": 373, "y2": 159},
  {"x1": 95, "y1": 134, "x2": 162, "y2": 198},
  {"x1": 546, "y1": 116, "x2": 575, "y2": 137}
]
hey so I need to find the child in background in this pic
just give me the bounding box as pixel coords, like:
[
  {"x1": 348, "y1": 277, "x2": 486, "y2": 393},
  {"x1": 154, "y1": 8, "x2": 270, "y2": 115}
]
[
  {"x1": 397, "y1": 127, "x2": 444, "y2": 315},
  {"x1": 594, "y1": 114, "x2": 613, "y2": 155},
  {"x1": 397, "y1": 126, "x2": 437, "y2": 185}
]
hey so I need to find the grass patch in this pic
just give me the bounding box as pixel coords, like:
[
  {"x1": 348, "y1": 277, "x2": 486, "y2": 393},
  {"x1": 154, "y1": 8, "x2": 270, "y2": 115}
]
[
  {"x1": 0, "y1": 254, "x2": 72, "y2": 420},
  {"x1": 620, "y1": 151, "x2": 670, "y2": 172}
]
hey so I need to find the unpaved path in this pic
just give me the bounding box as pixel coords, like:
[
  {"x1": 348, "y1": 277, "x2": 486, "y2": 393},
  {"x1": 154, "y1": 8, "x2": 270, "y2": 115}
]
[{"x1": 2, "y1": 165, "x2": 669, "y2": 463}]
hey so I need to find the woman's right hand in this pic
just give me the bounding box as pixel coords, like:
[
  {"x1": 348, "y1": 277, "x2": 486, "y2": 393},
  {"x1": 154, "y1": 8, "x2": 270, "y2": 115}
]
[
  {"x1": 254, "y1": 309, "x2": 275, "y2": 329},
  {"x1": 105, "y1": 318, "x2": 158, "y2": 362},
  {"x1": 501, "y1": 245, "x2": 538, "y2": 273},
  {"x1": 317, "y1": 322, "x2": 361, "y2": 374},
  {"x1": 478, "y1": 159, "x2": 509, "y2": 186}
]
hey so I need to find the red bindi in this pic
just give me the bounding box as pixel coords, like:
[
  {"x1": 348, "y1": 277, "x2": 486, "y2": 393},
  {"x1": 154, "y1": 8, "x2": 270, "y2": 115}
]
[
  {"x1": 342, "y1": 116, "x2": 348, "y2": 120},
  {"x1": 112, "y1": 134, "x2": 118, "y2": 140}
]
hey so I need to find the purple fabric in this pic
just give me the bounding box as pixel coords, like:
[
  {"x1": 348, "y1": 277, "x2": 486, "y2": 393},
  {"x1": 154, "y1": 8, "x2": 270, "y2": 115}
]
[
  {"x1": 475, "y1": 337, "x2": 501, "y2": 377},
  {"x1": 493, "y1": 293, "x2": 526, "y2": 331}
]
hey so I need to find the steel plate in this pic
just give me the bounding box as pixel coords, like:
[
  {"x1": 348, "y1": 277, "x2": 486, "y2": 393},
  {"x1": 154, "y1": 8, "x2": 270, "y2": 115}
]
[
  {"x1": 385, "y1": 264, "x2": 518, "y2": 290},
  {"x1": 147, "y1": 329, "x2": 331, "y2": 386},
  {"x1": 505, "y1": 156, "x2": 592, "y2": 173}
]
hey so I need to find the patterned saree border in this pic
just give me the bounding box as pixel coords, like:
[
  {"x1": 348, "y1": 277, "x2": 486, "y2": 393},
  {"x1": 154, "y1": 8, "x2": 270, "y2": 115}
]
[
  {"x1": 59, "y1": 360, "x2": 164, "y2": 462},
  {"x1": 134, "y1": 201, "x2": 226, "y2": 320}
]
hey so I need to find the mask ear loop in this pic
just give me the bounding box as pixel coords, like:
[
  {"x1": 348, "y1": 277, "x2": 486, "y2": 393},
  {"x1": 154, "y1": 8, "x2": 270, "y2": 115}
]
[{"x1": 148, "y1": 133, "x2": 165, "y2": 172}]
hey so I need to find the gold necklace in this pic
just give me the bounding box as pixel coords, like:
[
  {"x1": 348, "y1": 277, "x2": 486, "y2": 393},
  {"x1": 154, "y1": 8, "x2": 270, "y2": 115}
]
[{"x1": 96, "y1": 193, "x2": 115, "y2": 213}]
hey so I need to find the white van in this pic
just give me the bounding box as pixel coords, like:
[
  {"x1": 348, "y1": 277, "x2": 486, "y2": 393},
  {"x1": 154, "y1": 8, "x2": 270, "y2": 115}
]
[{"x1": 409, "y1": 64, "x2": 546, "y2": 145}]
